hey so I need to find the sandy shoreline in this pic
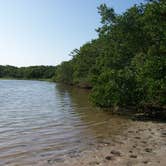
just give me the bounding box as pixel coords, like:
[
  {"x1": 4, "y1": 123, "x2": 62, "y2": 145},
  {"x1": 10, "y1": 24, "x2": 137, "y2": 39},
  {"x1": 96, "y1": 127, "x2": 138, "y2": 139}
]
[
  {"x1": 5, "y1": 119, "x2": 166, "y2": 166},
  {"x1": 28, "y1": 120, "x2": 166, "y2": 166}
]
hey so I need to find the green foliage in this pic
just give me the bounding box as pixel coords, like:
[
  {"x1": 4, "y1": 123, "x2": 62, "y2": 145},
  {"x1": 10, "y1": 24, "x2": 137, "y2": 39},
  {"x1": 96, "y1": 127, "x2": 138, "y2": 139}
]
[
  {"x1": 0, "y1": 65, "x2": 56, "y2": 80},
  {"x1": 90, "y1": 0, "x2": 166, "y2": 108},
  {"x1": 54, "y1": 0, "x2": 166, "y2": 109},
  {"x1": 55, "y1": 61, "x2": 73, "y2": 84},
  {"x1": 91, "y1": 68, "x2": 138, "y2": 107}
]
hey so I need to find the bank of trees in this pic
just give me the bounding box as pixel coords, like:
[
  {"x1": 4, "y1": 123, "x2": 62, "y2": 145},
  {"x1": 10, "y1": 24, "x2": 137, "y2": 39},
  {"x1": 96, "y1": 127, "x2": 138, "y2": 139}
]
[
  {"x1": 0, "y1": 65, "x2": 56, "y2": 79},
  {"x1": 1, "y1": 1, "x2": 165, "y2": 110},
  {"x1": 54, "y1": 0, "x2": 166, "y2": 109}
]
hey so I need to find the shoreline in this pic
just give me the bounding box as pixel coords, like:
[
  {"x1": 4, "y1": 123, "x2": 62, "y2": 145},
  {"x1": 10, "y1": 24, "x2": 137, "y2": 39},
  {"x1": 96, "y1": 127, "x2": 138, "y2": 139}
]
[
  {"x1": 33, "y1": 120, "x2": 166, "y2": 166},
  {"x1": 0, "y1": 79, "x2": 165, "y2": 166},
  {"x1": 1, "y1": 79, "x2": 165, "y2": 119}
]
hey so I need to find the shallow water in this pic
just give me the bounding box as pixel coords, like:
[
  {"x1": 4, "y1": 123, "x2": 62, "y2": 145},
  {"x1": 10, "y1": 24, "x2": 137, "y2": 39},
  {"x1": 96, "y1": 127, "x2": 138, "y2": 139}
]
[{"x1": 0, "y1": 80, "x2": 132, "y2": 165}]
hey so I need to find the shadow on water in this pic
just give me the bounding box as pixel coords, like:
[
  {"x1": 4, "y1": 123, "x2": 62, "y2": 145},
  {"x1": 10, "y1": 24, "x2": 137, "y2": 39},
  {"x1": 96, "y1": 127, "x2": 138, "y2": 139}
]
[
  {"x1": 55, "y1": 83, "x2": 134, "y2": 140},
  {"x1": 56, "y1": 83, "x2": 166, "y2": 123}
]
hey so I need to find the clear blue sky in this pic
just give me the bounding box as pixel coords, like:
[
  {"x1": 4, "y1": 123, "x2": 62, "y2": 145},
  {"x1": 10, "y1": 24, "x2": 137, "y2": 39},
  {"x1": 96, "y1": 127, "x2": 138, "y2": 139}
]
[{"x1": 0, "y1": 0, "x2": 144, "y2": 67}]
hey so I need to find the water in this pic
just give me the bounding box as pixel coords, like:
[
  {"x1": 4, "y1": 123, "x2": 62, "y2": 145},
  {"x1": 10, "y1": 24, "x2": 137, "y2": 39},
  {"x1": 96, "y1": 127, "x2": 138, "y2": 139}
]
[{"x1": 0, "y1": 80, "x2": 132, "y2": 165}]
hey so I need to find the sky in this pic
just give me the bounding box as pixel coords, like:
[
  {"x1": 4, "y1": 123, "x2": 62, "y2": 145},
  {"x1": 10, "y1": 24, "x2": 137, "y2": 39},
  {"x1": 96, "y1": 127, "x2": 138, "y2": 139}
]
[{"x1": 0, "y1": 0, "x2": 144, "y2": 67}]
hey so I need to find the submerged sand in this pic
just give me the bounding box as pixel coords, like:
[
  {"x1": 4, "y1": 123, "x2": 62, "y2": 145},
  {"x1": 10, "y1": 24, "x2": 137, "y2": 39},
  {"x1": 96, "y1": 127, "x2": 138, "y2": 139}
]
[
  {"x1": 6, "y1": 120, "x2": 166, "y2": 166},
  {"x1": 31, "y1": 120, "x2": 166, "y2": 166}
]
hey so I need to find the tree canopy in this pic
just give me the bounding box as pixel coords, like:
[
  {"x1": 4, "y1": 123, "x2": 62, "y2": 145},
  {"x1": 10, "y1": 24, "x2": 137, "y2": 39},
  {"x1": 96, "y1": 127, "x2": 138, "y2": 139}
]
[
  {"x1": 0, "y1": 65, "x2": 56, "y2": 80},
  {"x1": 54, "y1": 0, "x2": 166, "y2": 109}
]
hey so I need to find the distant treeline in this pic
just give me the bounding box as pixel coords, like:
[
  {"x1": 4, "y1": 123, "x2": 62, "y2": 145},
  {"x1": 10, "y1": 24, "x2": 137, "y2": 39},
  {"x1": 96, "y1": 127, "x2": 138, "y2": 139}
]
[
  {"x1": 54, "y1": 0, "x2": 166, "y2": 109},
  {"x1": 0, "y1": 65, "x2": 56, "y2": 79}
]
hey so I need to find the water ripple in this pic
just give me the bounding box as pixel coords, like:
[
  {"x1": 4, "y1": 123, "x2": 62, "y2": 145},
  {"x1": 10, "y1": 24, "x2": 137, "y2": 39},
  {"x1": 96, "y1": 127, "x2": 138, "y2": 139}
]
[{"x1": 0, "y1": 80, "x2": 130, "y2": 165}]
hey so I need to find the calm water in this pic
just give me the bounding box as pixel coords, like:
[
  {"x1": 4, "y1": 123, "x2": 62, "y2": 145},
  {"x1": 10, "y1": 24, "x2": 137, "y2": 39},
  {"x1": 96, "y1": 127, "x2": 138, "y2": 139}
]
[{"x1": 0, "y1": 80, "x2": 132, "y2": 165}]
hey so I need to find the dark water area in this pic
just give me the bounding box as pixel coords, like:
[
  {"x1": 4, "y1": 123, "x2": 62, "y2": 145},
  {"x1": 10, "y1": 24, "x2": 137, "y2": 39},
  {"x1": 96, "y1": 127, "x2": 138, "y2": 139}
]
[{"x1": 0, "y1": 80, "x2": 133, "y2": 165}]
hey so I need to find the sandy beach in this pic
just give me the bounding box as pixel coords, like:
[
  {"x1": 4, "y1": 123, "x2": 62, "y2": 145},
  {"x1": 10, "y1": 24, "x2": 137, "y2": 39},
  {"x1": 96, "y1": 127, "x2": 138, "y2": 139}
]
[{"x1": 32, "y1": 120, "x2": 166, "y2": 166}]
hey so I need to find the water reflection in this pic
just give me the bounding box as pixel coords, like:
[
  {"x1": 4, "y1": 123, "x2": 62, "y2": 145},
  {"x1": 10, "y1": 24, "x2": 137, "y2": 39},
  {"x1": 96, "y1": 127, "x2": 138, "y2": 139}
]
[{"x1": 0, "y1": 80, "x2": 132, "y2": 165}]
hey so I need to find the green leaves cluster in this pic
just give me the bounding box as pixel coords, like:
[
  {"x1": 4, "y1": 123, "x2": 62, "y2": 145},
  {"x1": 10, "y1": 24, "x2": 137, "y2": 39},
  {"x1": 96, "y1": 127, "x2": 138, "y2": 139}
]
[
  {"x1": 1, "y1": 1, "x2": 164, "y2": 110},
  {"x1": 0, "y1": 65, "x2": 56, "y2": 80},
  {"x1": 54, "y1": 0, "x2": 166, "y2": 109}
]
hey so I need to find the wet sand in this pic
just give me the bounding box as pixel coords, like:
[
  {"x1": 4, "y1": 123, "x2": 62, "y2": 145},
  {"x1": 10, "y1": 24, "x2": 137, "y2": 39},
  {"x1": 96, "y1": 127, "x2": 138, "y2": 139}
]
[{"x1": 33, "y1": 120, "x2": 166, "y2": 166}]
